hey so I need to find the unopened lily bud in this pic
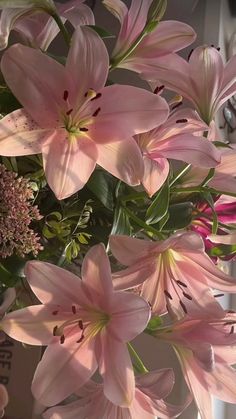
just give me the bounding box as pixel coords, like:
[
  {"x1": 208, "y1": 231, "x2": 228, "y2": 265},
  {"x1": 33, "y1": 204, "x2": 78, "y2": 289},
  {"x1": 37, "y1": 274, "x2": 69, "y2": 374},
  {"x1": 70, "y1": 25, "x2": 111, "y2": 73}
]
[{"x1": 147, "y1": 0, "x2": 167, "y2": 23}]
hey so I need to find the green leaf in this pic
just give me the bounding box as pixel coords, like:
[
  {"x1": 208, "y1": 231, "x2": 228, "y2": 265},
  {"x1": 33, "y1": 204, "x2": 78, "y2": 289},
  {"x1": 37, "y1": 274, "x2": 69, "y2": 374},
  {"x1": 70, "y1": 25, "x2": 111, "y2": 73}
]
[
  {"x1": 0, "y1": 262, "x2": 21, "y2": 287},
  {"x1": 87, "y1": 170, "x2": 117, "y2": 210},
  {"x1": 111, "y1": 205, "x2": 132, "y2": 235},
  {"x1": 65, "y1": 240, "x2": 80, "y2": 262},
  {"x1": 163, "y1": 202, "x2": 193, "y2": 230},
  {"x1": 146, "y1": 181, "x2": 169, "y2": 224},
  {"x1": 201, "y1": 192, "x2": 218, "y2": 234},
  {"x1": 87, "y1": 25, "x2": 115, "y2": 39}
]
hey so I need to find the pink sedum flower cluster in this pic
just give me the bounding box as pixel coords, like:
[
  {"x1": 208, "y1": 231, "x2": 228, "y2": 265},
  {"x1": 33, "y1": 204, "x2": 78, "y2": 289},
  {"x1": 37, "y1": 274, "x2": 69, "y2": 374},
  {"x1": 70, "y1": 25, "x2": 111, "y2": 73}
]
[{"x1": 1, "y1": 1, "x2": 236, "y2": 419}]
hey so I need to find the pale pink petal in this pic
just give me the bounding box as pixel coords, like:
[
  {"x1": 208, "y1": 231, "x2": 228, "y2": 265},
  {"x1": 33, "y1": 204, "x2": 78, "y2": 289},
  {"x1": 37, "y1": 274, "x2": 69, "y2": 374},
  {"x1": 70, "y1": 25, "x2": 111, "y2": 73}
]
[
  {"x1": 135, "y1": 21, "x2": 196, "y2": 58},
  {"x1": 1, "y1": 44, "x2": 69, "y2": 127},
  {"x1": 171, "y1": 231, "x2": 205, "y2": 252},
  {"x1": 189, "y1": 46, "x2": 224, "y2": 121},
  {"x1": 215, "y1": 55, "x2": 236, "y2": 111},
  {"x1": 0, "y1": 109, "x2": 52, "y2": 156},
  {"x1": 140, "y1": 257, "x2": 167, "y2": 315},
  {"x1": 96, "y1": 137, "x2": 144, "y2": 186},
  {"x1": 213, "y1": 345, "x2": 236, "y2": 366},
  {"x1": 108, "y1": 291, "x2": 150, "y2": 341},
  {"x1": 81, "y1": 243, "x2": 113, "y2": 306},
  {"x1": 42, "y1": 131, "x2": 97, "y2": 199},
  {"x1": 0, "y1": 385, "x2": 8, "y2": 417},
  {"x1": 32, "y1": 334, "x2": 97, "y2": 406},
  {"x1": 59, "y1": 1, "x2": 95, "y2": 27},
  {"x1": 142, "y1": 156, "x2": 169, "y2": 197},
  {"x1": 112, "y1": 261, "x2": 158, "y2": 291},
  {"x1": 140, "y1": 54, "x2": 193, "y2": 102},
  {"x1": 1, "y1": 305, "x2": 72, "y2": 345},
  {"x1": 66, "y1": 26, "x2": 109, "y2": 107},
  {"x1": 191, "y1": 343, "x2": 214, "y2": 372},
  {"x1": 99, "y1": 334, "x2": 135, "y2": 407},
  {"x1": 156, "y1": 133, "x2": 221, "y2": 168},
  {"x1": 162, "y1": 108, "x2": 208, "y2": 136},
  {"x1": 90, "y1": 85, "x2": 169, "y2": 141},
  {"x1": 0, "y1": 7, "x2": 29, "y2": 49},
  {"x1": 177, "y1": 349, "x2": 213, "y2": 419},
  {"x1": 137, "y1": 369, "x2": 174, "y2": 400},
  {"x1": 25, "y1": 260, "x2": 87, "y2": 306},
  {"x1": 204, "y1": 359, "x2": 236, "y2": 403},
  {"x1": 43, "y1": 400, "x2": 90, "y2": 419},
  {"x1": 109, "y1": 235, "x2": 156, "y2": 265},
  {"x1": 103, "y1": 0, "x2": 128, "y2": 24},
  {"x1": 208, "y1": 232, "x2": 236, "y2": 245},
  {"x1": 209, "y1": 173, "x2": 236, "y2": 194}
]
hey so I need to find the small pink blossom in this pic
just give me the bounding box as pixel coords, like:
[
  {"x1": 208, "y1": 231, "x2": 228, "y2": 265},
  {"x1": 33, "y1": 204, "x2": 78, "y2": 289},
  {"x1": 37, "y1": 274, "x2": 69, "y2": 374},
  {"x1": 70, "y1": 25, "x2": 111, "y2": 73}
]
[
  {"x1": 1, "y1": 244, "x2": 150, "y2": 407},
  {"x1": 135, "y1": 108, "x2": 221, "y2": 196},
  {"x1": 0, "y1": 26, "x2": 168, "y2": 199},
  {"x1": 142, "y1": 45, "x2": 236, "y2": 124},
  {"x1": 43, "y1": 370, "x2": 190, "y2": 419},
  {"x1": 109, "y1": 231, "x2": 236, "y2": 319},
  {"x1": 155, "y1": 313, "x2": 236, "y2": 419},
  {"x1": 104, "y1": 0, "x2": 196, "y2": 72}
]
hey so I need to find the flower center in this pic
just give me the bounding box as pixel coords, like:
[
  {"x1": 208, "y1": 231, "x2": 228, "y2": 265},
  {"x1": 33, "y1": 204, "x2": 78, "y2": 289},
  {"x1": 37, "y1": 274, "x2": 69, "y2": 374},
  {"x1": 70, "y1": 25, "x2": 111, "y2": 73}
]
[
  {"x1": 52, "y1": 305, "x2": 110, "y2": 345},
  {"x1": 61, "y1": 89, "x2": 102, "y2": 138}
]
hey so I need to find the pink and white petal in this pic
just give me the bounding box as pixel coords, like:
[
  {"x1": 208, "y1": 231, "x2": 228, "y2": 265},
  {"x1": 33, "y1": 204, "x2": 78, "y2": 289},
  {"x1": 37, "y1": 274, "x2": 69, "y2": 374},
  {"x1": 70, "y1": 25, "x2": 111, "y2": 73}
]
[
  {"x1": 183, "y1": 251, "x2": 236, "y2": 292},
  {"x1": 176, "y1": 349, "x2": 213, "y2": 419},
  {"x1": 0, "y1": 109, "x2": 52, "y2": 156},
  {"x1": 140, "y1": 258, "x2": 167, "y2": 315},
  {"x1": 109, "y1": 235, "x2": 155, "y2": 265},
  {"x1": 59, "y1": 0, "x2": 95, "y2": 26},
  {"x1": 32, "y1": 335, "x2": 97, "y2": 406},
  {"x1": 142, "y1": 156, "x2": 169, "y2": 197},
  {"x1": 1, "y1": 44, "x2": 68, "y2": 127},
  {"x1": 136, "y1": 21, "x2": 196, "y2": 58},
  {"x1": 209, "y1": 173, "x2": 236, "y2": 194},
  {"x1": 91, "y1": 85, "x2": 169, "y2": 141},
  {"x1": 42, "y1": 131, "x2": 98, "y2": 200},
  {"x1": 163, "y1": 108, "x2": 208, "y2": 136},
  {"x1": 99, "y1": 334, "x2": 135, "y2": 407},
  {"x1": 189, "y1": 46, "x2": 224, "y2": 120},
  {"x1": 0, "y1": 7, "x2": 29, "y2": 49},
  {"x1": 81, "y1": 243, "x2": 113, "y2": 306},
  {"x1": 204, "y1": 360, "x2": 236, "y2": 403},
  {"x1": 139, "y1": 54, "x2": 193, "y2": 102},
  {"x1": 112, "y1": 261, "x2": 158, "y2": 291},
  {"x1": 1, "y1": 305, "x2": 72, "y2": 345},
  {"x1": 208, "y1": 232, "x2": 236, "y2": 245},
  {"x1": 215, "y1": 55, "x2": 236, "y2": 111},
  {"x1": 137, "y1": 369, "x2": 174, "y2": 400},
  {"x1": 103, "y1": 0, "x2": 128, "y2": 24},
  {"x1": 108, "y1": 291, "x2": 150, "y2": 341},
  {"x1": 66, "y1": 26, "x2": 109, "y2": 106},
  {"x1": 156, "y1": 134, "x2": 221, "y2": 168},
  {"x1": 171, "y1": 231, "x2": 205, "y2": 252},
  {"x1": 96, "y1": 138, "x2": 144, "y2": 186},
  {"x1": 25, "y1": 260, "x2": 88, "y2": 306}
]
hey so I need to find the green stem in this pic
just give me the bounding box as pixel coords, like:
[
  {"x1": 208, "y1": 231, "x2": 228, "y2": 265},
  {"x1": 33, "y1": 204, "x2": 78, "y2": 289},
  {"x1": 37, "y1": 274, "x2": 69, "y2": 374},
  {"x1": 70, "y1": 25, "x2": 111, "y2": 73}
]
[
  {"x1": 51, "y1": 13, "x2": 71, "y2": 47},
  {"x1": 120, "y1": 191, "x2": 147, "y2": 203},
  {"x1": 128, "y1": 343, "x2": 149, "y2": 374},
  {"x1": 122, "y1": 205, "x2": 164, "y2": 238},
  {"x1": 169, "y1": 163, "x2": 191, "y2": 187},
  {"x1": 172, "y1": 186, "x2": 236, "y2": 197}
]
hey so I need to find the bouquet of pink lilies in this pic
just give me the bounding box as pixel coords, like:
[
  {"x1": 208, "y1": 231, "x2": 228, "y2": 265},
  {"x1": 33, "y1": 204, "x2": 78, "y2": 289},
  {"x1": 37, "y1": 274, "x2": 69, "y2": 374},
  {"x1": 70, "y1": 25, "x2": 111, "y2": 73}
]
[{"x1": 1, "y1": 0, "x2": 236, "y2": 418}]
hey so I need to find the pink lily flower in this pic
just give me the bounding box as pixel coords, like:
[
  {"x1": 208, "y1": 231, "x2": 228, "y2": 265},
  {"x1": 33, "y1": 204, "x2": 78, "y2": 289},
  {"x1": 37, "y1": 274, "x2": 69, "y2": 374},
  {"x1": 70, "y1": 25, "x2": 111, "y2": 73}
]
[
  {"x1": 0, "y1": 384, "x2": 8, "y2": 418},
  {"x1": 0, "y1": 0, "x2": 94, "y2": 50},
  {"x1": 182, "y1": 145, "x2": 236, "y2": 194},
  {"x1": 1, "y1": 244, "x2": 151, "y2": 407},
  {"x1": 190, "y1": 195, "x2": 236, "y2": 260},
  {"x1": 155, "y1": 313, "x2": 236, "y2": 419},
  {"x1": 104, "y1": 0, "x2": 196, "y2": 71},
  {"x1": 109, "y1": 231, "x2": 236, "y2": 319},
  {"x1": 0, "y1": 26, "x2": 169, "y2": 199},
  {"x1": 135, "y1": 108, "x2": 221, "y2": 196},
  {"x1": 43, "y1": 369, "x2": 190, "y2": 419},
  {"x1": 142, "y1": 45, "x2": 236, "y2": 124}
]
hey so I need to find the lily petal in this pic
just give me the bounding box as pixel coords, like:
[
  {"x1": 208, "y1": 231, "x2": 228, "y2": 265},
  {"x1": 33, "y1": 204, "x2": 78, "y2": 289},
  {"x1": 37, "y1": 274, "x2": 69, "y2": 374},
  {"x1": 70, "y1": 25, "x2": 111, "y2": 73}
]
[
  {"x1": 42, "y1": 131, "x2": 98, "y2": 199},
  {"x1": 142, "y1": 156, "x2": 169, "y2": 197},
  {"x1": 109, "y1": 235, "x2": 156, "y2": 265},
  {"x1": 32, "y1": 334, "x2": 97, "y2": 406},
  {"x1": 0, "y1": 109, "x2": 50, "y2": 155},
  {"x1": 96, "y1": 137, "x2": 144, "y2": 186}
]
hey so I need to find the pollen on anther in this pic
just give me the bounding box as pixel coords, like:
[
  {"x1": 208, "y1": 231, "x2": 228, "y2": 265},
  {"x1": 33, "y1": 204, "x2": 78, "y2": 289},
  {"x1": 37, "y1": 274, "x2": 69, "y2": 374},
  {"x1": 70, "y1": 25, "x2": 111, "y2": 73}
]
[
  {"x1": 176, "y1": 118, "x2": 188, "y2": 123},
  {"x1": 91, "y1": 92, "x2": 102, "y2": 101},
  {"x1": 92, "y1": 107, "x2": 101, "y2": 117},
  {"x1": 53, "y1": 326, "x2": 58, "y2": 336},
  {"x1": 183, "y1": 292, "x2": 192, "y2": 301},
  {"x1": 154, "y1": 85, "x2": 164, "y2": 94},
  {"x1": 60, "y1": 335, "x2": 65, "y2": 344},
  {"x1": 78, "y1": 320, "x2": 83, "y2": 330},
  {"x1": 63, "y1": 90, "x2": 69, "y2": 101},
  {"x1": 72, "y1": 305, "x2": 76, "y2": 314},
  {"x1": 77, "y1": 334, "x2": 84, "y2": 343},
  {"x1": 230, "y1": 326, "x2": 234, "y2": 334},
  {"x1": 164, "y1": 290, "x2": 172, "y2": 300},
  {"x1": 52, "y1": 310, "x2": 58, "y2": 315},
  {"x1": 80, "y1": 127, "x2": 89, "y2": 132},
  {"x1": 66, "y1": 108, "x2": 73, "y2": 116},
  {"x1": 180, "y1": 300, "x2": 187, "y2": 314}
]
